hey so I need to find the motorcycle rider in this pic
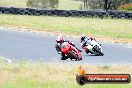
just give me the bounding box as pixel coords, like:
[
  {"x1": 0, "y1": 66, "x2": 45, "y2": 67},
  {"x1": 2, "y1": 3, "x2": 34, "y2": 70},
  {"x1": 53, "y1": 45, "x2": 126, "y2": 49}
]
[
  {"x1": 55, "y1": 35, "x2": 82, "y2": 60},
  {"x1": 80, "y1": 34, "x2": 96, "y2": 54}
]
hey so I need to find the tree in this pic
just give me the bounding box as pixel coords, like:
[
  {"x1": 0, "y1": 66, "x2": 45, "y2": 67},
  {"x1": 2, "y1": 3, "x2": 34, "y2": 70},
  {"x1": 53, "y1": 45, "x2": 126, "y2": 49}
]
[
  {"x1": 88, "y1": 0, "x2": 104, "y2": 9},
  {"x1": 78, "y1": 0, "x2": 104, "y2": 10},
  {"x1": 26, "y1": 0, "x2": 33, "y2": 7},
  {"x1": 84, "y1": 0, "x2": 88, "y2": 10},
  {"x1": 26, "y1": 0, "x2": 59, "y2": 9},
  {"x1": 103, "y1": 0, "x2": 132, "y2": 10},
  {"x1": 75, "y1": 0, "x2": 132, "y2": 10},
  {"x1": 49, "y1": 0, "x2": 59, "y2": 9}
]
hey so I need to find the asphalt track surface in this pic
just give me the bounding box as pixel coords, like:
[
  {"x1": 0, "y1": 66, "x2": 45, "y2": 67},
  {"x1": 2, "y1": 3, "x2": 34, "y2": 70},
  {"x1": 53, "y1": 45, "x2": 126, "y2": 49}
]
[{"x1": 0, "y1": 28, "x2": 132, "y2": 64}]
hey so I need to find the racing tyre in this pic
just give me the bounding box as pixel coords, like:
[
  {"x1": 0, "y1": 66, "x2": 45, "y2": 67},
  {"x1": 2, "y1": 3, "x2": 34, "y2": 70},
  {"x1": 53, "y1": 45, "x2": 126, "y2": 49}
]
[
  {"x1": 93, "y1": 46, "x2": 104, "y2": 56},
  {"x1": 69, "y1": 51, "x2": 79, "y2": 61}
]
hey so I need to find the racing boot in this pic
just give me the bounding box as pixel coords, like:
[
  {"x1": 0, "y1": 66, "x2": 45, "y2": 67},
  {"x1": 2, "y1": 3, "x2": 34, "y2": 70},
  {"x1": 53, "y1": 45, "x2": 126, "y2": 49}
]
[{"x1": 61, "y1": 53, "x2": 68, "y2": 60}]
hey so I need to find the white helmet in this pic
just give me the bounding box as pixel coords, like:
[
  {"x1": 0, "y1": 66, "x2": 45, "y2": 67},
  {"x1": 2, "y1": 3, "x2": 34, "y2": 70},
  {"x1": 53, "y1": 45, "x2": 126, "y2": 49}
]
[{"x1": 81, "y1": 34, "x2": 86, "y2": 42}]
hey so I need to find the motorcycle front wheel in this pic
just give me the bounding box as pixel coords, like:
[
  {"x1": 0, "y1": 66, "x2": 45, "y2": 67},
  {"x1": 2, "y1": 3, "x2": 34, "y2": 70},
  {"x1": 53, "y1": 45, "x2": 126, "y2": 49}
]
[
  {"x1": 93, "y1": 46, "x2": 104, "y2": 56},
  {"x1": 69, "y1": 51, "x2": 80, "y2": 61}
]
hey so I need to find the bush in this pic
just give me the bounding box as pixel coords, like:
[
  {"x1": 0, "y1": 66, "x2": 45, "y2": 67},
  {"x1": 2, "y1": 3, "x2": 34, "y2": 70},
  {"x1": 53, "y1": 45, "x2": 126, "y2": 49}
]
[
  {"x1": 26, "y1": 0, "x2": 59, "y2": 9},
  {"x1": 118, "y1": 3, "x2": 132, "y2": 11}
]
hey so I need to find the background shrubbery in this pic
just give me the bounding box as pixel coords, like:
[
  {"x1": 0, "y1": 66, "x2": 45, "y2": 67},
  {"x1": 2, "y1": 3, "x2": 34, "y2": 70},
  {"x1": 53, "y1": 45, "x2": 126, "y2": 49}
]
[
  {"x1": 118, "y1": 3, "x2": 132, "y2": 11},
  {"x1": 27, "y1": 0, "x2": 59, "y2": 9},
  {"x1": 76, "y1": 0, "x2": 132, "y2": 10}
]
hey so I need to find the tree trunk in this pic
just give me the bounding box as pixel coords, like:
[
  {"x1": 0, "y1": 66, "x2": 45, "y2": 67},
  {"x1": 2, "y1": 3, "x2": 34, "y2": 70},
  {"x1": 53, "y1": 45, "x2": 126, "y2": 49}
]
[
  {"x1": 104, "y1": 0, "x2": 108, "y2": 10},
  {"x1": 84, "y1": 0, "x2": 88, "y2": 10}
]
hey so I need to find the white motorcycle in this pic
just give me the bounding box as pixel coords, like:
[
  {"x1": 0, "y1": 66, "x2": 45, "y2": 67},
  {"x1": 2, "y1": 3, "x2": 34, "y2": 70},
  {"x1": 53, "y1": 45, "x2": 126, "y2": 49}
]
[{"x1": 81, "y1": 38, "x2": 104, "y2": 56}]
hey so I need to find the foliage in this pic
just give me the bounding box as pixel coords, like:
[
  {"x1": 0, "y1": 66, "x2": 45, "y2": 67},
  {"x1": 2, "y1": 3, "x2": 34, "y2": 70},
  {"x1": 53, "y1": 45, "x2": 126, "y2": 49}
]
[
  {"x1": 75, "y1": 0, "x2": 132, "y2": 10},
  {"x1": 118, "y1": 3, "x2": 132, "y2": 11},
  {"x1": 88, "y1": 0, "x2": 104, "y2": 9},
  {"x1": 26, "y1": 0, "x2": 59, "y2": 9},
  {"x1": 103, "y1": 0, "x2": 132, "y2": 10}
]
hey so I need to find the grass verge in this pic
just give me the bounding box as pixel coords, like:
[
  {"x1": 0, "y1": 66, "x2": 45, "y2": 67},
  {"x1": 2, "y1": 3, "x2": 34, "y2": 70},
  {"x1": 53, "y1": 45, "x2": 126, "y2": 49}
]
[
  {"x1": 0, "y1": 14, "x2": 132, "y2": 43},
  {"x1": 0, "y1": 59, "x2": 131, "y2": 88},
  {"x1": 0, "y1": 0, "x2": 27, "y2": 8}
]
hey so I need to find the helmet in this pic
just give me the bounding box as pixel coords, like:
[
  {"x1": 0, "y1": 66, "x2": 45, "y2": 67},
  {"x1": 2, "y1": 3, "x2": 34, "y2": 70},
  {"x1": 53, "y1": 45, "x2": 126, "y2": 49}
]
[
  {"x1": 56, "y1": 35, "x2": 64, "y2": 44},
  {"x1": 81, "y1": 34, "x2": 86, "y2": 42}
]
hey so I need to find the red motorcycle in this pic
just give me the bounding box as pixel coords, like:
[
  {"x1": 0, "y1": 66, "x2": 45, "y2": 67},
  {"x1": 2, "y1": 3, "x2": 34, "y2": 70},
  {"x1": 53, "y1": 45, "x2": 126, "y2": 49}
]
[{"x1": 55, "y1": 42, "x2": 82, "y2": 61}]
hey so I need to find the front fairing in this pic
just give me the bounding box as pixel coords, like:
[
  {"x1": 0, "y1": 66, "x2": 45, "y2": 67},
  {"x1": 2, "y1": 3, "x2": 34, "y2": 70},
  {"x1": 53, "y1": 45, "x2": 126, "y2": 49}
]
[
  {"x1": 91, "y1": 40, "x2": 102, "y2": 49},
  {"x1": 86, "y1": 40, "x2": 102, "y2": 53}
]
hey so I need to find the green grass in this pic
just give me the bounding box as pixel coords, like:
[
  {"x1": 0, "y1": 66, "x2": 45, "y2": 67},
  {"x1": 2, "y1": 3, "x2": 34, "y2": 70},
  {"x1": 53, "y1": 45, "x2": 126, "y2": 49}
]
[
  {"x1": 58, "y1": 0, "x2": 82, "y2": 10},
  {"x1": 0, "y1": 14, "x2": 132, "y2": 39},
  {"x1": 0, "y1": 0, "x2": 82, "y2": 10},
  {"x1": 0, "y1": 0, "x2": 27, "y2": 8},
  {"x1": 1, "y1": 80, "x2": 131, "y2": 88},
  {"x1": 0, "y1": 59, "x2": 131, "y2": 88}
]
